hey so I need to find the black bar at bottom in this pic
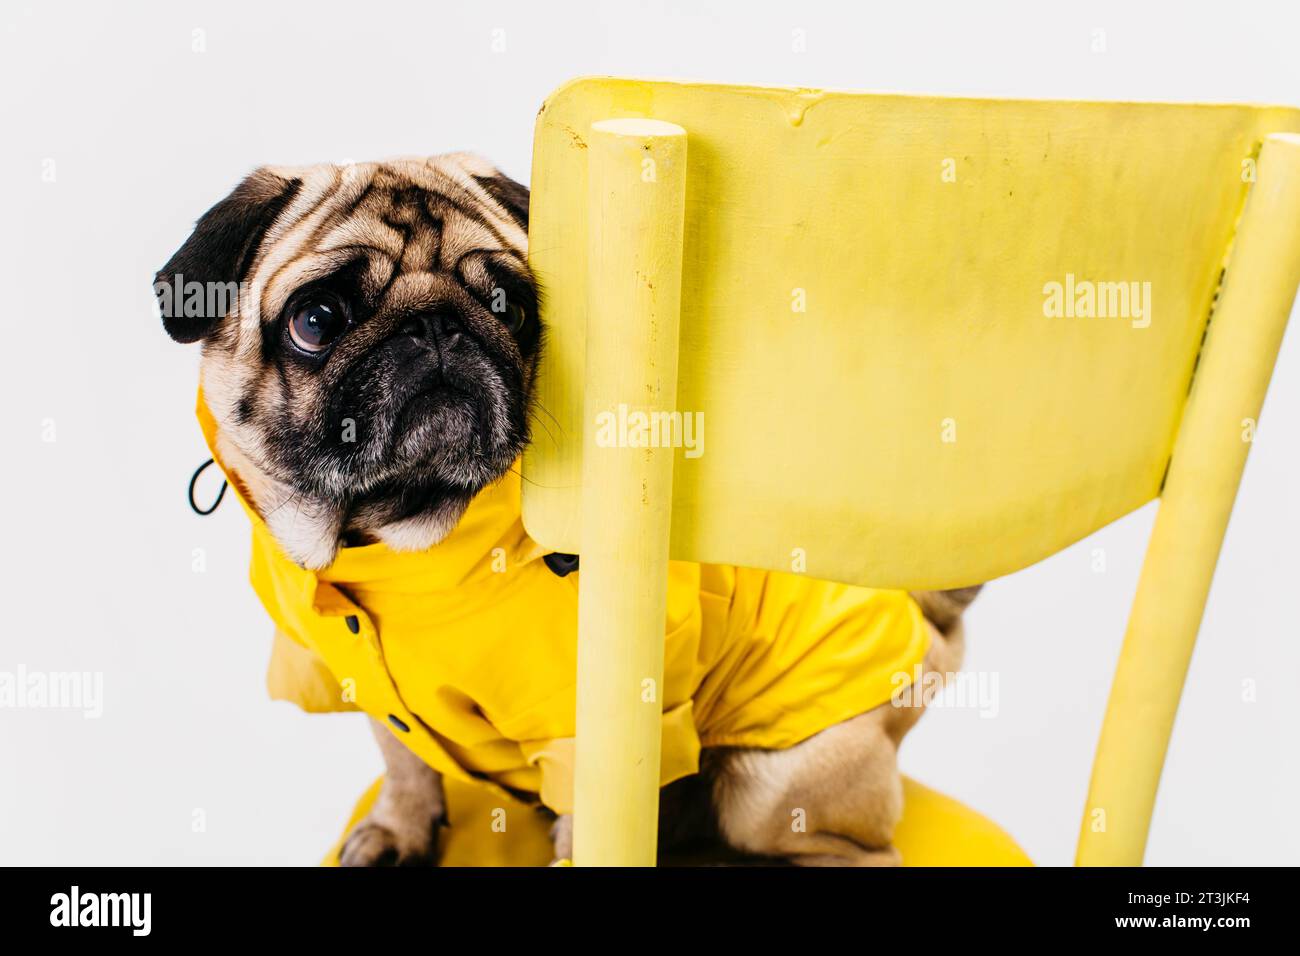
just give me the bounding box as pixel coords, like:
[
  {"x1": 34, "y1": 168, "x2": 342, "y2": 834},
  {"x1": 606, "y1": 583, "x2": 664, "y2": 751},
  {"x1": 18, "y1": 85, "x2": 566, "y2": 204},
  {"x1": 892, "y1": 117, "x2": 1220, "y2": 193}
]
[{"x1": 0, "y1": 865, "x2": 1283, "y2": 941}]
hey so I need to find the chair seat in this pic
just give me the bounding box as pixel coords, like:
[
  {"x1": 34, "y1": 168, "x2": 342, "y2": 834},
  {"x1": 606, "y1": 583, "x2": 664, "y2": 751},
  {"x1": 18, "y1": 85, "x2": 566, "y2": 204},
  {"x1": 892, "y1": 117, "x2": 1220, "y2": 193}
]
[{"x1": 323, "y1": 775, "x2": 1031, "y2": 867}]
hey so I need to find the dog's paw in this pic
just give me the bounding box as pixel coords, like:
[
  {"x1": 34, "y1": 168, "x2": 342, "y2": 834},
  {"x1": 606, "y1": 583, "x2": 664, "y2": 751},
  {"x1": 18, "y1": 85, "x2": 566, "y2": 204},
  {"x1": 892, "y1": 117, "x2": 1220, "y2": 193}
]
[{"x1": 339, "y1": 815, "x2": 442, "y2": 867}]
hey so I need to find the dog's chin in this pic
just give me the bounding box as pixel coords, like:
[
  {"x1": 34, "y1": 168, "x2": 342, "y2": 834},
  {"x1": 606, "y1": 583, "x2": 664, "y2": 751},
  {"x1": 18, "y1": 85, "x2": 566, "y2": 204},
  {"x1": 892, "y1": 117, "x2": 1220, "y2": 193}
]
[{"x1": 375, "y1": 388, "x2": 522, "y2": 496}]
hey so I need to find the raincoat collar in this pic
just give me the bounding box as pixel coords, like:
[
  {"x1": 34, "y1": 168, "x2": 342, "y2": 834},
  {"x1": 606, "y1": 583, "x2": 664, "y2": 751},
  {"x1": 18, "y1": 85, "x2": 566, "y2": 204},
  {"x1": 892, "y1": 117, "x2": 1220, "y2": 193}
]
[{"x1": 195, "y1": 387, "x2": 543, "y2": 589}]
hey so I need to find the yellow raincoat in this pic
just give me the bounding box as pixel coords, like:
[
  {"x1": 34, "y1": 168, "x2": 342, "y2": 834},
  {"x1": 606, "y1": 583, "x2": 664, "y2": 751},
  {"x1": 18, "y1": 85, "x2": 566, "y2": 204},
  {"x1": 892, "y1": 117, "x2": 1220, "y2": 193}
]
[{"x1": 196, "y1": 391, "x2": 931, "y2": 817}]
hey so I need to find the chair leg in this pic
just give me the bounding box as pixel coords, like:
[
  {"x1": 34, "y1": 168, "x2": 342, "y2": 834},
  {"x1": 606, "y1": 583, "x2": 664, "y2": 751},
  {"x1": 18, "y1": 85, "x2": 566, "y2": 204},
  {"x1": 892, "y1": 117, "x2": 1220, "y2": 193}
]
[
  {"x1": 1077, "y1": 133, "x2": 1300, "y2": 866},
  {"x1": 573, "y1": 118, "x2": 689, "y2": 866}
]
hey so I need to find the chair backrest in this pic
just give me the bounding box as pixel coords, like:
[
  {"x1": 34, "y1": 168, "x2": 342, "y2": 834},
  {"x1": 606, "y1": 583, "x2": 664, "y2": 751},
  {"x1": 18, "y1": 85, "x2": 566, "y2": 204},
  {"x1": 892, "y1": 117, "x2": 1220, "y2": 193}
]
[{"x1": 522, "y1": 77, "x2": 1300, "y2": 589}]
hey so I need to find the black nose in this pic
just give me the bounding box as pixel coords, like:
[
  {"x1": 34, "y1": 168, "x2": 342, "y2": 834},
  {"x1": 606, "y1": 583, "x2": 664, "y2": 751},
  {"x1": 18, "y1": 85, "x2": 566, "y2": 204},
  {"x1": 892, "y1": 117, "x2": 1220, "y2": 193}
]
[{"x1": 400, "y1": 311, "x2": 462, "y2": 348}]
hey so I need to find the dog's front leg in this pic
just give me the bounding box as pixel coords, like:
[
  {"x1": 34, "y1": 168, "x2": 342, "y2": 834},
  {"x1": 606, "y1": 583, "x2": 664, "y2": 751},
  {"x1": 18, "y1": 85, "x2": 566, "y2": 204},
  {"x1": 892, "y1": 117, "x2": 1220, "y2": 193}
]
[
  {"x1": 549, "y1": 814, "x2": 573, "y2": 864},
  {"x1": 339, "y1": 717, "x2": 447, "y2": 866}
]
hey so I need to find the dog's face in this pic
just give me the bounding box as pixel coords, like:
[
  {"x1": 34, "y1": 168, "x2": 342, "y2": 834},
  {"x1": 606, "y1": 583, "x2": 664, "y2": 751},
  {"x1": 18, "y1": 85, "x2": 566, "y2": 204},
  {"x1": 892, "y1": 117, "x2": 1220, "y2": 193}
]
[{"x1": 156, "y1": 155, "x2": 539, "y2": 567}]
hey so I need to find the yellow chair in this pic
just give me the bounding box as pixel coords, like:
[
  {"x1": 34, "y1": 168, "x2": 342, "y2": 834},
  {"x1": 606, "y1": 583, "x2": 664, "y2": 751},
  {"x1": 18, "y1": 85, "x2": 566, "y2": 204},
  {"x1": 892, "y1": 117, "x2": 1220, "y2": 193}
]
[{"x1": 514, "y1": 78, "x2": 1300, "y2": 867}]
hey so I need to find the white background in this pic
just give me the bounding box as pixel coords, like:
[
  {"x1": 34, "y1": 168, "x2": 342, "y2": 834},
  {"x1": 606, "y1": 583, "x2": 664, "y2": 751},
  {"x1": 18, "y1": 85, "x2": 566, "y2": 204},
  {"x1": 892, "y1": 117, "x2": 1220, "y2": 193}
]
[{"x1": 1, "y1": 0, "x2": 1297, "y2": 865}]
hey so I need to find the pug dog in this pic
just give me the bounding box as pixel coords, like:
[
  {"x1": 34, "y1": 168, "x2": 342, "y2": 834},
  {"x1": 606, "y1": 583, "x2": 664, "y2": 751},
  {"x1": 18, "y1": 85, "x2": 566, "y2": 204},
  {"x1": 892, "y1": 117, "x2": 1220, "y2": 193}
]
[{"x1": 156, "y1": 154, "x2": 979, "y2": 866}]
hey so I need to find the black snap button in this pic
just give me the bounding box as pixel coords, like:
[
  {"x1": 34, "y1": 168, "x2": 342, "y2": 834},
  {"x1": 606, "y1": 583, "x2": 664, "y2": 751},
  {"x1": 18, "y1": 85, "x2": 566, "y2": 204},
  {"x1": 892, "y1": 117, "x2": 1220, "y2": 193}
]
[
  {"x1": 388, "y1": 714, "x2": 410, "y2": 733},
  {"x1": 543, "y1": 552, "x2": 580, "y2": 577},
  {"x1": 344, "y1": 615, "x2": 360, "y2": 634}
]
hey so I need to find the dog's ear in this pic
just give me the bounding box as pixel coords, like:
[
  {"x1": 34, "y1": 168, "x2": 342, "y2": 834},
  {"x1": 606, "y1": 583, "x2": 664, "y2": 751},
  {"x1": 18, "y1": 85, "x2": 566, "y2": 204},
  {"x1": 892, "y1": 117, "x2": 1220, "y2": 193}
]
[
  {"x1": 154, "y1": 168, "x2": 301, "y2": 343},
  {"x1": 474, "y1": 172, "x2": 529, "y2": 229}
]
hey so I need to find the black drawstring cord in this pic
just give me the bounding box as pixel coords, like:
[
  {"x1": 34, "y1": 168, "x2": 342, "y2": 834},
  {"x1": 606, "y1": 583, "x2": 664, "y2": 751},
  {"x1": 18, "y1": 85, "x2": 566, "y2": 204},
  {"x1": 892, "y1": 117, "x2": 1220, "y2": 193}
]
[{"x1": 188, "y1": 458, "x2": 228, "y2": 516}]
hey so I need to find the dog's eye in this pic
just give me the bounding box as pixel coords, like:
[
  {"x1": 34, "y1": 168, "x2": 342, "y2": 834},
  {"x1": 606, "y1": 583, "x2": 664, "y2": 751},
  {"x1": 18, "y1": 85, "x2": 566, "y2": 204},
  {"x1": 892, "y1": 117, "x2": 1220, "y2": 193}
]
[
  {"x1": 487, "y1": 279, "x2": 532, "y2": 335},
  {"x1": 289, "y1": 297, "x2": 347, "y2": 353},
  {"x1": 503, "y1": 302, "x2": 528, "y2": 334}
]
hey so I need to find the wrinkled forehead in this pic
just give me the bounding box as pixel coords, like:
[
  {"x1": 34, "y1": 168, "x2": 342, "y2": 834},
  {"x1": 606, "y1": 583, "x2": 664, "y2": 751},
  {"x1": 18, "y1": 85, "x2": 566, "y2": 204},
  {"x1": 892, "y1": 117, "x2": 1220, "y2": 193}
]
[{"x1": 242, "y1": 156, "x2": 529, "y2": 327}]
